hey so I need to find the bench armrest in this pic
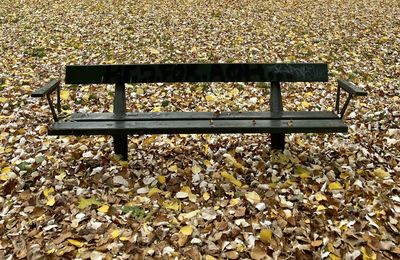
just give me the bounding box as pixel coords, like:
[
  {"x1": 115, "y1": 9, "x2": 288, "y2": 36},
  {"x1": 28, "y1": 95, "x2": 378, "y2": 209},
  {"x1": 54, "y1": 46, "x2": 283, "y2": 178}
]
[
  {"x1": 31, "y1": 79, "x2": 62, "y2": 121},
  {"x1": 337, "y1": 79, "x2": 367, "y2": 96},
  {"x1": 335, "y1": 79, "x2": 367, "y2": 119},
  {"x1": 31, "y1": 79, "x2": 61, "y2": 97}
]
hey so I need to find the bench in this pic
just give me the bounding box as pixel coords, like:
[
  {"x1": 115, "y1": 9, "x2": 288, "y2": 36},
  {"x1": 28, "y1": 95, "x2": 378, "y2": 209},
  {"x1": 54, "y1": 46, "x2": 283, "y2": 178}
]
[{"x1": 31, "y1": 63, "x2": 367, "y2": 160}]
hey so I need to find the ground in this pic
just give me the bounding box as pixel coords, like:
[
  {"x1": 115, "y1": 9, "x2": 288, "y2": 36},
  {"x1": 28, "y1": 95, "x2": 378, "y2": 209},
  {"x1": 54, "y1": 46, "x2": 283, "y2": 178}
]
[{"x1": 0, "y1": 0, "x2": 399, "y2": 259}]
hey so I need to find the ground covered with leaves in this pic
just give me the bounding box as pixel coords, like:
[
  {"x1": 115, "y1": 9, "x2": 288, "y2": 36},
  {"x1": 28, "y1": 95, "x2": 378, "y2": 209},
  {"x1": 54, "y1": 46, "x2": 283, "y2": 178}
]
[{"x1": 0, "y1": 0, "x2": 399, "y2": 259}]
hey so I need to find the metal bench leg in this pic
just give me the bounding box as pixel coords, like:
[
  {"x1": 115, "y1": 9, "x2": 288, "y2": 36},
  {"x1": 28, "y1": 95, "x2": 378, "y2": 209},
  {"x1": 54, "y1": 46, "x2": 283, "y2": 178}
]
[
  {"x1": 113, "y1": 134, "x2": 128, "y2": 160},
  {"x1": 271, "y1": 133, "x2": 285, "y2": 150},
  {"x1": 113, "y1": 83, "x2": 128, "y2": 160},
  {"x1": 270, "y1": 81, "x2": 285, "y2": 150}
]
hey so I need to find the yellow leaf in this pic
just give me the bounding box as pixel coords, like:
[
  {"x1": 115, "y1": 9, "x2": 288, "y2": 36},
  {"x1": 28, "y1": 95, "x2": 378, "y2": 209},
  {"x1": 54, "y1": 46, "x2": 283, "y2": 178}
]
[
  {"x1": 206, "y1": 95, "x2": 216, "y2": 102},
  {"x1": 46, "y1": 248, "x2": 56, "y2": 254},
  {"x1": 151, "y1": 106, "x2": 162, "y2": 112},
  {"x1": 136, "y1": 88, "x2": 144, "y2": 95},
  {"x1": 259, "y1": 229, "x2": 272, "y2": 244},
  {"x1": 205, "y1": 256, "x2": 217, "y2": 260},
  {"x1": 315, "y1": 193, "x2": 327, "y2": 201},
  {"x1": 143, "y1": 135, "x2": 156, "y2": 146},
  {"x1": 111, "y1": 229, "x2": 120, "y2": 239},
  {"x1": 361, "y1": 246, "x2": 377, "y2": 260},
  {"x1": 119, "y1": 160, "x2": 128, "y2": 167},
  {"x1": 203, "y1": 192, "x2": 210, "y2": 201},
  {"x1": 68, "y1": 239, "x2": 83, "y2": 247},
  {"x1": 330, "y1": 253, "x2": 341, "y2": 260},
  {"x1": 43, "y1": 187, "x2": 55, "y2": 197},
  {"x1": 305, "y1": 92, "x2": 313, "y2": 97},
  {"x1": 327, "y1": 242, "x2": 335, "y2": 253},
  {"x1": 316, "y1": 205, "x2": 327, "y2": 211},
  {"x1": 82, "y1": 94, "x2": 90, "y2": 102},
  {"x1": 0, "y1": 97, "x2": 8, "y2": 103},
  {"x1": 1, "y1": 167, "x2": 11, "y2": 174},
  {"x1": 60, "y1": 90, "x2": 70, "y2": 101},
  {"x1": 168, "y1": 164, "x2": 178, "y2": 172},
  {"x1": 162, "y1": 200, "x2": 181, "y2": 211},
  {"x1": 188, "y1": 194, "x2": 197, "y2": 203},
  {"x1": 295, "y1": 166, "x2": 310, "y2": 180},
  {"x1": 78, "y1": 197, "x2": 101, "y2": 209},
  {"x1": 158, "y1": 175, "x2": 166, "y2": 184},
  {"x1": 180, "y1": 226, "x2": 193, "y2": 236},
  {"x1": 148, "y1": 47, "x2": 160, "y2": 55},
  {"x1": 179, "y1": 210, "x2": 199, "y2": 219},
  {"x1": 301, "y1": 101, "x2": 310, "y2": 108},
  {"x1": 0, "y1": 174, "x2": 8, "y2": 181},
  {"x1": 46, "y1": 195, "x2": 56, "y2": 206},
  {"x1": 120, "y1": 236, "x2": 130, "y2": 241},
  {"x1": 181, "y1": 186, "x2": 191, "y2": 194},
  {"x1": 191, "y1": 165, "x2": 202, "y2": 174},
  {"x1": 245, "y1": 191, "x2": 261, "y2": 204},
  {"x1": 328, "y1": 182, "x2": 343, "y2": 190},
  {"x1": 373, "y1": 168, "x2": 390, "y2": 179},
  {"x1": 229, "y1": 198, "x2": 241, "y2": 207},
  {"x1": 220, "y1": 171, "x2": 242, "y2": 187},
  {"x1": 98, "y1": 205, "x2": 109, "y2": 213},
  {"x1": 148, "y1": 187, "x2": 162, "y2": 197}
]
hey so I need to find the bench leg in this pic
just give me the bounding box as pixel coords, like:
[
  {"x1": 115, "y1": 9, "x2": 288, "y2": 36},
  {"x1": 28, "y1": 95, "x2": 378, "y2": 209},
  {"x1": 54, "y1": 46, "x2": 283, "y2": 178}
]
[
  {"x1": 271, "y1": 133, "x2": 285, "y2": 150},
  {"x1": 113, "y1": 135, "x2": 128, "y2": 160}
]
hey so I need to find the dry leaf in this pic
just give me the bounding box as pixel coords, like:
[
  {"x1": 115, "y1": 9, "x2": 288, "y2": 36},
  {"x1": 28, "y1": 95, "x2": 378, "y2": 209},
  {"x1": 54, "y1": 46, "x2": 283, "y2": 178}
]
[
  {"x1": 220, "y1": 171, "x2": 242, "y2": 187},
  {"x1": 328, "y1": 182, "x2": 343, "y2": 190},
  {"x1": 180, "y1": 226, "x2": 193, "y2": 236},
  {"x1": 245, "y1": 191, "x2": 261, "y2": 204},
  {"x1": 259, "y1": 229, "x2": 272, "y2": 244},
  {"x1": 68, "y1": 239, "x2": 83, "y2": 247}
]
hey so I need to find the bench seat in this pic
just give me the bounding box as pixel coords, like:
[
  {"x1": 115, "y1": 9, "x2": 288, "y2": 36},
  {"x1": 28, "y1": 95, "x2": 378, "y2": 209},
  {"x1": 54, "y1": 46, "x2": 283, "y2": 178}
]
[{"x1": 49, "y1": 111, "x2": 347, "y2": 135}]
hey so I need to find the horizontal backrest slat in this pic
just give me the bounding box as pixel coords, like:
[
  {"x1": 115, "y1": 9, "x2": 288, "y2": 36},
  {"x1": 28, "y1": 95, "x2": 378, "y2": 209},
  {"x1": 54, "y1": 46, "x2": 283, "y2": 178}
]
[{"x1": 65, "y1": 63, "x2": 328, "y2": 84}]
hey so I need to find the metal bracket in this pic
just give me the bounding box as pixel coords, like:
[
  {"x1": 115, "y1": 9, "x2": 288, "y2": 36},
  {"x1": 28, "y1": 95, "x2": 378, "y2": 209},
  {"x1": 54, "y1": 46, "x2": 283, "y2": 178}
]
[
  {"x1": 335, "y1": 86, "x2": 354, "y2": 119},
  {"x1": 46, "y1": 93, "x2": 59, "y2": 122}
]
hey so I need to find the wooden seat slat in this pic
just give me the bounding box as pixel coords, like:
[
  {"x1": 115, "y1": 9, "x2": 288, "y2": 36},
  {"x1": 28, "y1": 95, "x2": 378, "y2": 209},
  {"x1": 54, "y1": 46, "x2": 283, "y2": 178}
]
[{"x1": 49, "y1": 119, "x2": 347, "y2": 136}]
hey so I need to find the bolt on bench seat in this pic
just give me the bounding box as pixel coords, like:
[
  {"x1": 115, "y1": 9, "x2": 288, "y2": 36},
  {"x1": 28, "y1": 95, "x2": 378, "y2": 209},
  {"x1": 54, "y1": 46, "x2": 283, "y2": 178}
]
[{"x1": 32, "y1": 63, "x2": 367, "y2": 160}]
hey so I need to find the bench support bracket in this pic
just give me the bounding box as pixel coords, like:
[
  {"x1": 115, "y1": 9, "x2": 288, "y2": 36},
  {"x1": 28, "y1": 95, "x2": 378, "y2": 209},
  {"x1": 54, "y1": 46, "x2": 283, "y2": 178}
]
[
  {"x1": 112, "y1": 83, "x2": 128, "y2": 160},
  {"x1": 270, "y1": 81, "x2": 285, "y2": 150}
]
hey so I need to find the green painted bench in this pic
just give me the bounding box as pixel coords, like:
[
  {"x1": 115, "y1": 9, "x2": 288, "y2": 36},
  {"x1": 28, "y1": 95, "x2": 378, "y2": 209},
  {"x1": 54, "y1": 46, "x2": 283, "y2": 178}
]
[{"x1": 32, "y1": 63, "x2": 367, "y2": 159}]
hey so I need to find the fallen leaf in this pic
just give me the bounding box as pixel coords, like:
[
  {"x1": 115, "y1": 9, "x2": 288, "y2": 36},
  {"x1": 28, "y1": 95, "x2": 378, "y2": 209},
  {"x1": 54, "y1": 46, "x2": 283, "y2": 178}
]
[
  {"x1": 111, "y1": 229, "x2": 120, "y2": 239},
  {"x1": 191, "y1": 164, "x2": 202, "y2": 174},
  {"x1": 328, "y1": 182, "x2": 343, "y2": 190},
  {"x1": 43, "y1": 187, "x2": 55, "y2": 197},
  {"x1": 60, "y1": 90, "x2": 70, "y2": 100},
  {"x1": 158, "y1": 175, "x2": 166, "y2": 184},
  {"x1": 180, "y1": 225, "x2": 193, "y2": 236},
  {"x1": 373, "y1": 168, "x2": 390, "y2": 179},
  {"x1": 203, "y1": 192, "x2": 210, "y2": 201},
  {"x1": 68, "y1": 239, "x2": 83, "y2": 247},
  {"x1": 148, "y1": 187, "x2": 162, "y2": 197},
  {"x1": 221, "y1": 171, "x2": 242, "y2": 187},
  {"x1": 162, "y1": 200, "x2": 181, "y2": 211},
  {"x1": 46, "y1": 195, "x2": 56, "y2": 206},
  {"x1": 97, "y1": 205, "x2": 109, "y2": 213},
  {"x1": 245, "y1": 191, "x2": 261, "y2": 204},
  {"x1": 78, "y1": 197, "x2": 101, "y2": 209},
  {"x1": 259, "y1": 229, "x2": 272, "y2": 244}
]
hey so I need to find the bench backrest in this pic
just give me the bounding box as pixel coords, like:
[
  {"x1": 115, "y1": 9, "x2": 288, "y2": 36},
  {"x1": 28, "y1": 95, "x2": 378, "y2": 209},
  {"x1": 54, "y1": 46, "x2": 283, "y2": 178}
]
[{"x1": 65, "y1": 63, "x2": 328, "y2": 84}]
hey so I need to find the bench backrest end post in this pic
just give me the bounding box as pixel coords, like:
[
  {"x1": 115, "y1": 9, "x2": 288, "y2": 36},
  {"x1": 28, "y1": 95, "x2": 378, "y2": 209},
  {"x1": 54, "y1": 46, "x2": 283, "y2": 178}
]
[{"x1": 114, "y1": 83, "x2": 126, "y2": 117}]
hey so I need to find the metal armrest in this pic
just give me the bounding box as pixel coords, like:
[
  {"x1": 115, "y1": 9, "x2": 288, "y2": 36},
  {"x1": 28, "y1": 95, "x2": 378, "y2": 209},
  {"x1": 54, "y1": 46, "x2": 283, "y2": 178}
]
[
  {"x1": 335, "y1": 79, "x2": 367, "y2": 119},
  {"x1": 337, "y1": 79, "x2": 367, "y2": 96},
  {"x1": 31, "y1": 79, "x2": 61, "y2": 121}
]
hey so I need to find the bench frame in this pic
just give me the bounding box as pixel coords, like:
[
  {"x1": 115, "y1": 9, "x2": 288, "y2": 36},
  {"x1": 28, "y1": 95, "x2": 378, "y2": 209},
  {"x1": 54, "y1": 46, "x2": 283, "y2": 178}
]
[{"x1": 32, "y1": 63, "x2": 367, "y2": 160}]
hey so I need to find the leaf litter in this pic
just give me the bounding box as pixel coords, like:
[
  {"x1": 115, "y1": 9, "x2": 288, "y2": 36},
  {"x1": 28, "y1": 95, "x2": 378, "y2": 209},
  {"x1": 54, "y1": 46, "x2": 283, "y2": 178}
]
[{"x1": 0, "y1": 0, "x2": 399, "y2": 259}]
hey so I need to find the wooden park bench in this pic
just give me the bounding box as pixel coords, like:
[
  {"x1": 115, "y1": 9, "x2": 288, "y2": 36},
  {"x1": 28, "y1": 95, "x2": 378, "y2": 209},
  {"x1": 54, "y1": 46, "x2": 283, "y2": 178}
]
[{"x1": 31, "y1": 63, "x2": 367, "y2": 160}]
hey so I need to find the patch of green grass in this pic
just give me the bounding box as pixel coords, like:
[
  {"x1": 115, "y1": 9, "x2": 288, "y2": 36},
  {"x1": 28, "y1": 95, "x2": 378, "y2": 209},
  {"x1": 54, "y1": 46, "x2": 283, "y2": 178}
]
[{"x1": 30, "y1": 47, "x2": 46, "y2": 58}]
